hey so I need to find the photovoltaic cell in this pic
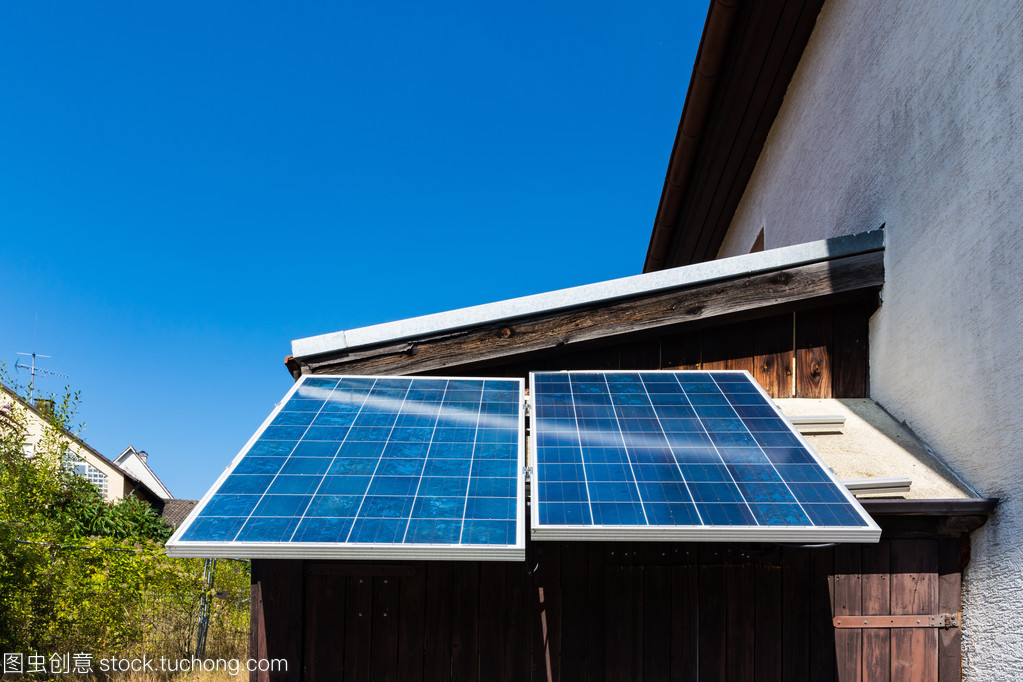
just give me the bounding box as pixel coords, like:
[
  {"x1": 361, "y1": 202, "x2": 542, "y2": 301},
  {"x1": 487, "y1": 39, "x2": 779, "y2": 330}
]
[
  {"x1": 167, "y1": 375, "x2": 525, "y2": 560},
  {"x1": 530, "y1": 371, "x2": 880, "y2": 542}
]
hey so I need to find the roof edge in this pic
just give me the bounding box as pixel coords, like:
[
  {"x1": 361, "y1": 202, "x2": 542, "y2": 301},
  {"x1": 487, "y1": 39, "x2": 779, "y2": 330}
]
[
  {"x1": 0, "y1": 383, "x2": 156, "y2": 497},
  {"x1": 292, "y1": 228, "x2": 884, "y2": 360}
]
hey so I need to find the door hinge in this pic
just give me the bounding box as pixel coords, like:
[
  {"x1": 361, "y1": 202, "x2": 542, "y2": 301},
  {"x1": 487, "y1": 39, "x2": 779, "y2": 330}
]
[{"x1": 833, "y1": 612, "x2": 960, "y2": 629}]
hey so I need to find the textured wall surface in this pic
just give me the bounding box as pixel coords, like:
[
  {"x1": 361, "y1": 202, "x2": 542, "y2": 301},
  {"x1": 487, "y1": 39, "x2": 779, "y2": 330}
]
[{"x1": 718, "y1": 0, "x2": 1023, "y2": 677}]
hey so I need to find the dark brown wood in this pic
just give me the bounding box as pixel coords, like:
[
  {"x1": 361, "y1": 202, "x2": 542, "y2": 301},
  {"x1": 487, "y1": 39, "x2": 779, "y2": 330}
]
[
  {"x1": 660, "y1": 330, "x2": 701, "y2": 370},
  {"x1": 304, "y1": 573, "x2": 345, "y2": 680},
  {"x1": 369, "y1": 576, "x2": 400, "y2": 682},
  {"x1": 698, "y1": 546, "x2": 727, "y2": 681},
  {"x1": 504, "y1": 551, "x2": 530, "y2": 682},
  {"x1": 861, "y1": 540, "x2": 892, "y2": 682},
  {"x1": 250, "y1": 561, "x2": 266, "y2": 682},
  {"x1": 702, "y1": 320, "x2": 756, "y2": 372},
  {"x1": 670, "y1": 548, "x2": 698, "y2": 682},
  {"x1": 306, "y1": 563, "x2": 416, "y2": 577},
  {"x1": 861, "y1": 498, "x2": 999, "y2": 517},
  {"x1": 833, "y1": 544, "x2": 864, "y2": 682},
  {"x1": 300, "y1": 252, "x2": 883, "y2": 377},
  {"x1": 450, "y1": 562, "x2": 480, "y2": 682},
  {"x1": 560, "y1": 543, "x2": 589, "y2": 682},
  {"x1": 754, "y1": 561, "x2": 783, "y2": 682},
  {"x1": 423, "y1": 563, "x2": 453, "y2": 682},
  {"x1": 891, "y1": 540, "x2": 939, "y2": 682},
  {"x1": 643, "y1": 565, "x2": 671, "y2": 682},
  {"x1": 725, "y1": 563, "x2": 755, "y2": 681},
  {"x1": 344, "y1": 575, "x2": 374, "y2": 682},
  {"x1": 832, "y1": 300, "x2": 871, "y2": 397},
  {"x1": 755, "y1": 313, "x2": 794, "y2": 398},
  {"x1": 647, "y1": 0, "x2": 827, "y2": 269},
  {"x1": 683, "y1": 0, "x2": 794, "y2": 264},
  {"x1": 796, "y1": 307, "x2": 834, "y2": 398},
  {"x1": 290, "y1": 510, "x2": 982, "y2": 681},
  {"x1": 809, "y1": 549, "x2": 836, "y2": 681},
  {"x1": 937, "y1": 539, "x2": 963, "y2": 682},
  {"x1": 479, "y1": 562, "x2": 507, "y2": 681},
  {"x1": 782, "y1": 547, "x2": 811, "y2": 682},
  {"x1": 619, "y1": 338, "x2": 660, "y2": 370},
  {"x1": 250, "y1": 560, "x2": 303, "y2": 682},
  {"x1": 397, "y1": 564, "x2": 426, "y2": 682}
]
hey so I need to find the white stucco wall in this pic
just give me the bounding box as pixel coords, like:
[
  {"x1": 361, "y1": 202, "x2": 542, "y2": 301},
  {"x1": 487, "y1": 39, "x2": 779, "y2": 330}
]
[{"x1": 717, "y1": 1, "x2": 1023, "y2": 676}]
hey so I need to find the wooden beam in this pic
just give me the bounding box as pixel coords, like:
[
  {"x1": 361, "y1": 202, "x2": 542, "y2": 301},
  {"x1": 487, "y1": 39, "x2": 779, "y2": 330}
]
[{"x1": 297, "y1": 250, "x2": 883, "y2": 376}]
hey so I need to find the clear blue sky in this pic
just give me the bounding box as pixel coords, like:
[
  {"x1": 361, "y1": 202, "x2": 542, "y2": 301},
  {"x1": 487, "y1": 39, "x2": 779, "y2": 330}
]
[{"x1": 1, "y1": 1, "x2": 707, "y2": 500}]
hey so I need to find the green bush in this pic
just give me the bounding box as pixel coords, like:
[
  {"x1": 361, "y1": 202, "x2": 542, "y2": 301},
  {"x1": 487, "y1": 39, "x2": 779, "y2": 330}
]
[{"x1": 0, "y1": 380, "x2": 248, "y2": 662}]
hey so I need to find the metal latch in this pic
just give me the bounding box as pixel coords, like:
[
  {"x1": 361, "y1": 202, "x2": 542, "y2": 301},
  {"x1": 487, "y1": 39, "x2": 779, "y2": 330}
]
[{"x1": 833, "y1": 613, "x2": 960, "y2": 629}]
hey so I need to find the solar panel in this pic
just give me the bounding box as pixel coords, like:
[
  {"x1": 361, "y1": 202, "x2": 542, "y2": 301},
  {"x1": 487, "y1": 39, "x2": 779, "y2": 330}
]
[
  {"x1": 530, "y1": 371, "x2": 880, "y2": 542},
  {"x1": 167, "y1": 375, "x2": 525, "y2": 560}
]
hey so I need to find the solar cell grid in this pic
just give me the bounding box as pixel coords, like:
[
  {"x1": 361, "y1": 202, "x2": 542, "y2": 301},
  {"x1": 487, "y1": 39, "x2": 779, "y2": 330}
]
[
  {"x1": 530, "y1": 370, "x2": 880, "y2": 542},
  {"x1": 167, "y1": 375, "x2": 525, "y2": 560}
]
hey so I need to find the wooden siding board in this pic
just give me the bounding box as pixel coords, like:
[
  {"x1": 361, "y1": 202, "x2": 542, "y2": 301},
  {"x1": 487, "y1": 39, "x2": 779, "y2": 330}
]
[
  {"x1": 754, "y1": 562, "x2": 784, "y2": 682},
  {"x1": 689, "y1": 0, "x2": 798, "y2": 263},
  {"x1": 698, "y1": 546, "x2": 727, "y2": 681},
  {"x1": 250, "y1": 561, "x2": 266, "y2": 682},
  {"x1": 891, "y1": 540, "x2": 939, "y2": 682},
  {"x1": 619, "y1": 338, "x2": 660, "y2": 370},
  {"x1": 673, "y1": 0, "x2": 780, "y2": 264},
  {"x1": 643, "y1": 565, "x2": 671, "y2": 682},
  {"x1": 660, "y1": 330, "x2": 702, "y2": 370},
  {"x1": 782, "y1": 547, "x2": 811, "y2": 681},
  {"x1": 450, "y1": 562, "x2": 480, "y2": 682},
  {"x1": 504, "y1": 553, "x2": 530, "y2": 682},
  {"x1": 809, "y1": 548, "x2": 837, "y2": 681},
  {"x1": 560, "y1": 543, "x2": 589, "y2": 682},
  {"x1": 423, "y1": 563, "x2": 453, "y2": 682},
  {"x1": 344, "y1": 575, "x2": 374, "y2": 682},
  {"x1": 725, "y1": 563, "x2": 756, "y2": 682},
  {"x1": 670, "y1": 547, "x2": 699, "y2": 682},
  {"x1": 478, "y1": 562, "x2": 507, "y2": 682},
  {"x1": 832, "y1": 301, "x2": 870, "y2": 397},
  {"x1": 586, "y1": 546, "x2": 607, "y2": 682},
  {"x1": 370, "y1": 575, "x2": 401, "y2": 682},
  {"x1": 937, "y1": 538, "x2": 963, "y2": 682},
  {"x1": 833, "y1": 544, "x2": 864, "y2": 682},
  {"x1": 396, "y1": 564, "x2": 426, "y2": 682},
  {"x1": 796, "y1": 307, "x2": 834, "y2": 398},
  {"x1": 861, "y1": 540, "x2": 892, "y2": 682},
  {"x1": 702, "y1": 320, "x2": 757, "y2": 372},
  {"x1": 303, "y1": 252, "x2": 883, "y2": 377},
  {"x1": 304, "y1": 572, "x2": 345, "y2": 681},
  {"x1": 754, "y1": 313, "x2": 795, "y2": 398},
  {"x1": 250, "y1": 560, "x2": 303, "y2": 682}
]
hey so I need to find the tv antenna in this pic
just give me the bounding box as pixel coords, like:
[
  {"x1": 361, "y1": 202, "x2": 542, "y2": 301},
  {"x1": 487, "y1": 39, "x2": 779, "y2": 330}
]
[{"x1": 15, "y1": 352, "x2": 68, "y2": 398}]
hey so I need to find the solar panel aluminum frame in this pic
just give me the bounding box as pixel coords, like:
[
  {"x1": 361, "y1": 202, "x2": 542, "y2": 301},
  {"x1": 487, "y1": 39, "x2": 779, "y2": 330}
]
[
  {"x1": 166, "y1": 374, "x2": 527, "y2": 561},
  {"x1": 528, "y1": 370, "x2": 881, "y2": 543}
]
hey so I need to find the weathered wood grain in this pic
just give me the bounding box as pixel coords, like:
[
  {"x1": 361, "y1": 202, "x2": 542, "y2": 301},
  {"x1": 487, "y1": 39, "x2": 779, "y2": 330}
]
[{"x1": 298, "y1": 251, "x2": 883, "y2": 376}]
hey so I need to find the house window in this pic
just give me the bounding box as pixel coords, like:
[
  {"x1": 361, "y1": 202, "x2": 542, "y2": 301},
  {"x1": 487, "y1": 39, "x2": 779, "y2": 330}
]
[{"x1": 73, "y1": 462, "x2": 109, "y2": 496}]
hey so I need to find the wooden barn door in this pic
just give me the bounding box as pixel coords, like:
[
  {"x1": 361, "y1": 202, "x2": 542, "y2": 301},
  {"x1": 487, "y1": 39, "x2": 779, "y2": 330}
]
[{"x1": 830, "y1": 539, "x2": 963, "y2": 682}]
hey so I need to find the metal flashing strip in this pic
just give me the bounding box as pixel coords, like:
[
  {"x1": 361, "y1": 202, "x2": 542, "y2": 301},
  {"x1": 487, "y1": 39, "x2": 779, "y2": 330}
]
[
  {"x1": 529, "y1": 370, "x2": 881, "y2": 543},
  {"x1": 292, "y1": 230, "x2": 884, "y2": 358},
  {"x1": 166, "y1": 375, "x2": 526, "y2": 561}
]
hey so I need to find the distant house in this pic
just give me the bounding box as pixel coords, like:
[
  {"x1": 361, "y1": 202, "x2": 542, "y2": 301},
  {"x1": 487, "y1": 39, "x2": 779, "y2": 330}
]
[
  {"x1": 0, "y1": 383, "x2": 168, "y2": 508},
  {"x1": 114, "y1": 446, "x2": 173, "y2": 501}
]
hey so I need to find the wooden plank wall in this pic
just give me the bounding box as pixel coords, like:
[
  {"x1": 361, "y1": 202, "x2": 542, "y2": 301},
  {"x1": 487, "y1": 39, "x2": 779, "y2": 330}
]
[
  {"x1": 468, "y1": 301, "x2": 873, "y2": 399},
  {"x1": 252, "y1": 534, "x2": 965, "y2": 682}
]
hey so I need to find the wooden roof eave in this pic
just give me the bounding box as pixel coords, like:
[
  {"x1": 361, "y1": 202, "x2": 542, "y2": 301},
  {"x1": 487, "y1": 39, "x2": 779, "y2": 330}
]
[
  {"x1": 289, "y1": 246, "x2": 883, "y2": 378},
  {"x1": 645, "y1": 0, "x2": 827, "y2": 271}
]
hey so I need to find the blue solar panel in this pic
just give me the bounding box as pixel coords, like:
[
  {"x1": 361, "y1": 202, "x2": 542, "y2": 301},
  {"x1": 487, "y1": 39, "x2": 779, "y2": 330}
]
[
  {"x1": 530, "y1": 371, "x2": 880, "y2": 542},
  {"x1": 167, "y1": 375, "x2": 525, "y2": 560}
]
